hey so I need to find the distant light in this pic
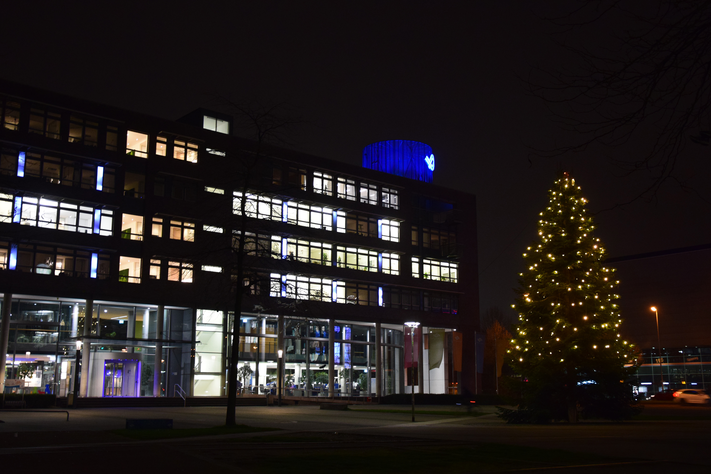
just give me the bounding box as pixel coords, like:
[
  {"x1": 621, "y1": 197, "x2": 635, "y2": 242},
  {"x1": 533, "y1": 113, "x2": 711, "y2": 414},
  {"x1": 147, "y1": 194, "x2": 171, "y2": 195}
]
[{"x1": 425, "y1": 154, "x2": 435, "y2": 171}]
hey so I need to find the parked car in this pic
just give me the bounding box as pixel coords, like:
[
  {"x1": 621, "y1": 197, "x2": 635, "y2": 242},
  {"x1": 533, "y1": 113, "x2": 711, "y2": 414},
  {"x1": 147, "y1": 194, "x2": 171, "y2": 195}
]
[{"x1": 672, "y1": 389, "x2": 710, "y2": 405}]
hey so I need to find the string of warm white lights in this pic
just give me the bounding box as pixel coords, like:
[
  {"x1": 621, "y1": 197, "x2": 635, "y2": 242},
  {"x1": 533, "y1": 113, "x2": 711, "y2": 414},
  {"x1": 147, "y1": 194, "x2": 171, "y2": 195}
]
[{"x1": 509, "y1": 174, "x2": 632, "y2": 373}]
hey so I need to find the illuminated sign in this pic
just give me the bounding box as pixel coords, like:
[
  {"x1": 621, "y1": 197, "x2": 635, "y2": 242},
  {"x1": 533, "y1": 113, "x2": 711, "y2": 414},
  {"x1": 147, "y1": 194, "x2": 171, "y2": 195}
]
[{"x1": 362, "y1": 140, "x2": 434, "y2": 183}]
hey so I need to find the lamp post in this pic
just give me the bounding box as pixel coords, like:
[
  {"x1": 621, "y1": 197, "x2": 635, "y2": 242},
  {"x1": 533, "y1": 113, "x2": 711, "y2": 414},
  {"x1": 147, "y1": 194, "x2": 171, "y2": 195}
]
[
  {"x1": 277, "y1": 349, "x2": 283, "y2": 407},
  {"x1": 404, "y1": 322, "x2": 420, "y2": 422},
  {"x1": 650, "y1": 307, "x2": 664, "y2": 393}
]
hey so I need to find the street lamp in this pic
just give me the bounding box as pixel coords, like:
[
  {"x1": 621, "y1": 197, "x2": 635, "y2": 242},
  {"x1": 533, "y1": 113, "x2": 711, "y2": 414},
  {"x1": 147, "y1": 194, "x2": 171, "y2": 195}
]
[
  {"x1": 277, "y1": 349, "x2": 283, "y2": 407},
  {"x1": 650, "y1": 307, "x2": 664, "y2": 393},
  {"x1": 404, "y1": 322, "x2": 420, "y2": 422}
]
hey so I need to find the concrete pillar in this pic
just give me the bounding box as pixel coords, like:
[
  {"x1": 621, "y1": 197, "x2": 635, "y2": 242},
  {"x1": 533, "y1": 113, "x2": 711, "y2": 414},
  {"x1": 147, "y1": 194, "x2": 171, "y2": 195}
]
[
  {"x1": 328, "y1": 319, "x2": 335, "y2": 397},
  {"x1": 70, "y1": 304, "x2": 79, "y2": 339},
  {"x1": 80, "y1": 299, "x2": 93, "y2": 397},
  {"x1": 375, "y1": 321, "x2": 382, "y2": 399},
  {"x1": 0, "y1": 293, "x2": 12, "y2": 393},
  {"x1": 142, "y1": 308, "x2": 150, "y2": 340},
  {"x1": 154, "y1": 305, "x2": 164, "y2": 397}
]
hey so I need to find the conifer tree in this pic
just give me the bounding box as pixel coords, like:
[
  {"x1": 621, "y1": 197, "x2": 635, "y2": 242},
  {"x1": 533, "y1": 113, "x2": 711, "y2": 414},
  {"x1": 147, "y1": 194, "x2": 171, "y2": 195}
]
[{"x1": 505, "y1": 173, "x2": 638, "y2": 423}]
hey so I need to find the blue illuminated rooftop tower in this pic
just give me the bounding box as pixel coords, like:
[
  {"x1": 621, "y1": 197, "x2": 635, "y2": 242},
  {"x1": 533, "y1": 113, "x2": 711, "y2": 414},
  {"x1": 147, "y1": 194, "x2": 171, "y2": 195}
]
[{"x1": 362, "y1": 140, "x2": 434, "y2": 183}]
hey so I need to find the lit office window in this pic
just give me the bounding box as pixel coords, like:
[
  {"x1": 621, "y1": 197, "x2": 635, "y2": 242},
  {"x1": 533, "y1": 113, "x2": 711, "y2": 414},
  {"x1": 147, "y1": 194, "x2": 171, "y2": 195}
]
[
  {"x1": 313, "y1": 171, "x2": 333, "y2": 196},
  {"x1": 337, "y1": 177, "x2": 356, "y2": 201},
  {"x1": 119, "y1": 256, "x2": 142, "y2": 283},
  {"x1": 382, "y1": 187, "x2": 399, "y2": 210},
  {"x1": 203, "y1": 115, "x2": 230, "y2": 134},
  {"x1": 174, "y1": 140, "x2": 199, "y2": 163},
  {"x1": 126, "y1": 131, "x2": 149, "y2": 158},
  {"x1": 168, "y1": 261, "x2": 193, "y2": 282},
  {"x1": 156, "y1": 136, "x2": 168, "y2": 156},
  {"x1": 359, "y1": 182, "x2": 378, "y2": 205}
]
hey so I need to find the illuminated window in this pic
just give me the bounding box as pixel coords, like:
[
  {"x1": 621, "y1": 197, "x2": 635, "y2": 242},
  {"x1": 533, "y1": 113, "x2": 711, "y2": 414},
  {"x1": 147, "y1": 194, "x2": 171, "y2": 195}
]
[
  {"x1": 156, "y1": 136, "x2": 167, "y2": 156},
  {"x1": 380, "y1": 219, "x2": 400, "y2": 242},
  {"x1": 286, "y1": 202, "x2": 333, "y2": 230},
  {"x1": 359, "y1": 183, "x2": 378, "y2": 205},
  {"x1": 203, "y1": 115, "x2": 229, "y2": 134},
  {"x1": 204, "y1": 186, "x2": 224, "y2": 194},
  {"x1": 203, "y1": 224, "x2": 223, "y2": 233},
  {"x1": 168, "y1": 261, "x2": 193, "y2": 282},
  {"x1": 411, "y1": 257, "x2": 420, "y2": 279},
  {"x1": 170, "y1": 220, "x2": 195, "y2": 242},
  {"x1": 382, "y1": 187, "x2": 399, "y2": 210},
  {"x1": 1, "y1": 100, "x2": 20, "y2": 131},
  {"x1": 7, "y1": 195, "x2": 111, "y2": 236},
  {"x1": 233, "y1": 192, "x2": 283, "y2": 221},
  {"x1": 335, "y1": 246, "x2": 377, "y2": 272},
  {"x1": 121, "y1": 214, "x2": 143, "y2": 241},
  {"x1": 381, "y1": 253, "x2": 400, "y2": 275},
  {"x1": 174, "y1": 140, "x2": 198, "y2": 163},
  {"x1": 68, "y1": 116, "x2": 98, "y2": 146},
  {"x1": 126, "y1": 131, "x2": 148, "y2": 158},
  {"x1": 29, "y1": 108, "x2": 61, "y2": 139},
  {"x1": 422, "y1": 258, "x2": 458, "y2": 283},
  {"x1": 151, "y1": 217, "x2": 163, "y2": 237},
  {"x1": 285, "y1": 238, "x2": 332, "y2": 265},
  {"x1": 271, "y1": 274, "x2": 333, "y2": 302},
  {"x1": 313, "y1": 171, "x2": 333, "y2": 196},
  {"x1": 201, "y1": 265, "x2": 222, "y2": 273},
  {"x1": 119, "y1": 256, "x2": 142, "y2": 283},
  {"x1": 337, "y1": 177, "x2": 356, "y2": 201},
  {"x1": 149, "y1": 259, "x2": 161, "y2": 280},
  {"x1": 0, "y1": 193, "x2": 12, "y2": 223}
]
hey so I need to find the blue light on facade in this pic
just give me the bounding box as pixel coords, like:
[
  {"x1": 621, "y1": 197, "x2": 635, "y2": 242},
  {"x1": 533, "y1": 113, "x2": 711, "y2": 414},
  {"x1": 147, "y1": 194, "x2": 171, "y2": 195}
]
[
  {"x1": 378, "y1": 253, "x2": 383, "y2": 272},
  {"x1": 90, "y1": 253, "x2": 98, "y2": 278},
  {"x1": 9, "y1": 244, "x2": 17, "y2": 270},
  {"x1": 332, "y1": 281, "x2": 338, "y2": 302},
  {"x1": 362, "y1": 140, "x2": 435, "y2": 183},
  {"x1": 378, "y1": 287, "x2": 383, "y2": 307},
  {"x1": 281, "y1": 275, "x2": 287, "y2": 298},
  {"x1": 281, "y1": 238, "x2": 288, "y2": 259},
  {"x1": 13, "y1": 197, "x2": 22, "y2": 223},
  {"x1": 17, "y1": 151, "x2": 25, "y2": 177},
  {"x1": 93, "y1": 209, "x2": 101, "y2": 234},
  {"x1": 377, "y1": 219, "x2": 383, "y2": 239},
  {"x1": 96, "y1": 166, "x2": 104, "y2": 191},
  {"x1": 282, "y1": 202, "x2": 288, "y2": 223}
]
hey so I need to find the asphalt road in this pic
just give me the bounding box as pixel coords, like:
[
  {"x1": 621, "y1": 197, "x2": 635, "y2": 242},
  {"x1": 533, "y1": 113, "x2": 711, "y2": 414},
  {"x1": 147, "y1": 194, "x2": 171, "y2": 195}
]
[{"x1": 0, "y1": 402, "x2": 708, "y2": 473}]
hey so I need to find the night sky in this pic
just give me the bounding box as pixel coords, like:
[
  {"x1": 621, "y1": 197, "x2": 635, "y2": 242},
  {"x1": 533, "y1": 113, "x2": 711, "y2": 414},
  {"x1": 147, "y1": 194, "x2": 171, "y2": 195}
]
[{"x1": 3, "y1": 2, "x2": 710, "y2": 322}]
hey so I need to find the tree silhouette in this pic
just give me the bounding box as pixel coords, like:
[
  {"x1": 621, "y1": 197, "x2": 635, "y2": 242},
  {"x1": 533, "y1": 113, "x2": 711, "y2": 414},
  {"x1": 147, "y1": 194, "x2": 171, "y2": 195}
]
[{"x1": 529, "y1": 1, "x2": 711, "y2": 204}]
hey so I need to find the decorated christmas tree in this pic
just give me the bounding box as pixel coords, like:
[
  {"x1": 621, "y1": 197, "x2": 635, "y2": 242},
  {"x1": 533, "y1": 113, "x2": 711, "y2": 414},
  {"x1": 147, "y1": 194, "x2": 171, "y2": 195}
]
[{"x1": 504, "y1": 173, "x2": 638, "y2": 423}]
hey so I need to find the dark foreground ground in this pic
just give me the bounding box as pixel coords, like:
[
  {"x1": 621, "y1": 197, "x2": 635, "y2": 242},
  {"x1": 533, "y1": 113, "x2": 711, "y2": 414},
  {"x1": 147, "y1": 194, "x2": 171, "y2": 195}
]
[{"x1": 1, "y1": 402, "x2": 709, "y2": 473}]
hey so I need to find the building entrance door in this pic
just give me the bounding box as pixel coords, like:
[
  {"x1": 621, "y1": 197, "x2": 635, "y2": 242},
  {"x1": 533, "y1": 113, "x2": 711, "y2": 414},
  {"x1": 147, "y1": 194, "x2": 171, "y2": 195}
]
[{"x1": 103, "y1": 360, "x2": 140, "y2": 397}]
